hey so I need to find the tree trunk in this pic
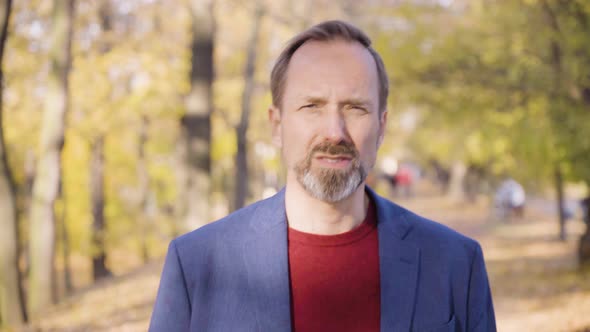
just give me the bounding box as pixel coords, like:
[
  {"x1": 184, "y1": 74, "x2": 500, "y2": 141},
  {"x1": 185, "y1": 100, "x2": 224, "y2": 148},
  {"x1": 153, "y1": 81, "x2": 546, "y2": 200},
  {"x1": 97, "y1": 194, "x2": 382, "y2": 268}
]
[
  {"x1": 177, "y1": 0, "x2": 214, "y2": 232},
  {"x1": 90, "y1": 136, "x2": 111, "y2": 280},
  {"x1": 28, "y1": 0, "x2": 74, "y2": 317},
  {"x1": 87, "y1": 0, "x2": 115, "y2": 280},
  {"x1": 554, "y1": 165, "x2": 566, "y2": 241},
  {"x1": 429, "y1": 159, "x2": 450, "y2": 195},
  {"x1": 0, "y1": 0, "x2": 27, "y2": 327},
  {"x1": 578, "y1": 191, "x2": 590, "y2": 267},
  {"x1": 58, "y1": 187, "x2": 73, "y2": 294},
  {"x1": 137, "y1": 115, "x2": 150, "y2": 263},
  {"x1": 541, "y1": 1, "x2": 566, "y2": 241},
  {"x1": 446, "y1": 160, "x2": 466, "y2": 201},
  {"x1": 234, "y1": 5, "x2": 263, "y2": 211}
]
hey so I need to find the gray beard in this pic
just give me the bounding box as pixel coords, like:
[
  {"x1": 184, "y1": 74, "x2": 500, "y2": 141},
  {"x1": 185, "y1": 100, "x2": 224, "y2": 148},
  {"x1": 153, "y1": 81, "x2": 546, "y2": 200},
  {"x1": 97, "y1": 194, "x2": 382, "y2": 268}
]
[{"x1": 295, "y1": 158, "x2": 367, "y2": 203}]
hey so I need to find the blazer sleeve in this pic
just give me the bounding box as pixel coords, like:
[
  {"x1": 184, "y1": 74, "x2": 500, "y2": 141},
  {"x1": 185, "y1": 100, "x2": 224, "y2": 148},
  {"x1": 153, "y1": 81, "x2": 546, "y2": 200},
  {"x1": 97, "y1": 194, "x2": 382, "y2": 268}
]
[
  {"x1": 149, "y1": 240, "x2": 191, "y2": 332},
  {"x1": 467, "y1": 243, "x2": 496, "y2": 331}
]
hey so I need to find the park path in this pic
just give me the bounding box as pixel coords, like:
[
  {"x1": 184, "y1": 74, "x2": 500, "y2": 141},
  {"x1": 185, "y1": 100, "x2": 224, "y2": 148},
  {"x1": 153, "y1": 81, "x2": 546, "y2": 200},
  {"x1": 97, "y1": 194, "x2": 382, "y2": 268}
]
[
  {"x1": 21, "y1": 183, "x2": 590, "y2": 332},
  {"x1": 398, "y1": 189, "x2": 589, "y2": 332}
]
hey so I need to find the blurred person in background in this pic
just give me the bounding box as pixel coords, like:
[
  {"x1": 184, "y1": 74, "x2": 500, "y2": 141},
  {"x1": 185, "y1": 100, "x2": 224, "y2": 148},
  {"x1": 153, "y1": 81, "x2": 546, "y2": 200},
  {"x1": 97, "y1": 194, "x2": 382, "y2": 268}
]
[
  {"x1": 394, "y1": 163, "x2": 415, "y2": 198},
  {"x1": 150, "y1": 20, "x2": 496, "y2": 332},
  {"x1": 494, "y1": 177, "x2": 526, "y2": 221}
]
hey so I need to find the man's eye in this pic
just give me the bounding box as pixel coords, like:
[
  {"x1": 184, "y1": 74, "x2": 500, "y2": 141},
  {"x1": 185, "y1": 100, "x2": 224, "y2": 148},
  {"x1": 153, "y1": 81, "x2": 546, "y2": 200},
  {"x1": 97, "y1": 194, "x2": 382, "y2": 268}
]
[
  {"x1": 348, "y1": 105, "x2": 367, "y2": 113},
  {"x1": 299, "y1": 104, "x2": 319, "y2": 111}
]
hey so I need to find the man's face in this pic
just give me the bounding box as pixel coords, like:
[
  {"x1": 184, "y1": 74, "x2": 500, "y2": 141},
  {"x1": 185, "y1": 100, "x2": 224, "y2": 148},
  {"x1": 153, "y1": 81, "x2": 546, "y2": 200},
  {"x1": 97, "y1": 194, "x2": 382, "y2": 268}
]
[{"x1": 270, "y1": 39, "x2": 387, "y2": 202}]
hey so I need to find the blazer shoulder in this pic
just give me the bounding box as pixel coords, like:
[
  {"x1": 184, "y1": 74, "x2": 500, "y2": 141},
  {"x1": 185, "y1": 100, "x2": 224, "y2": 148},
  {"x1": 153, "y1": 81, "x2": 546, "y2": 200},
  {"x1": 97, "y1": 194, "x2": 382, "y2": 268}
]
[
  {"x1": 401, "y1": 209, "x2": 482, "y2": 260},
  {"x1": 173, "y1": 192, "x2": 280, "y2": 251},
  {"x1": 370, "y1": 188, "x2": 479, "y2": 253},
  {"x1": 370, "y1": 187, "x2": 475, "y2": 248}
]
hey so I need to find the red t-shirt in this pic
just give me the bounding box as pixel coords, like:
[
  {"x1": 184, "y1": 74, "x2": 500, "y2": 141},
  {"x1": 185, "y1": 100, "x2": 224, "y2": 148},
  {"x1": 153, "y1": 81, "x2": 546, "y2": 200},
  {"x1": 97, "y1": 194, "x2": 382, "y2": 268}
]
[{"x1": 288, "y1": 199, "x2": 380, "y2": 332}]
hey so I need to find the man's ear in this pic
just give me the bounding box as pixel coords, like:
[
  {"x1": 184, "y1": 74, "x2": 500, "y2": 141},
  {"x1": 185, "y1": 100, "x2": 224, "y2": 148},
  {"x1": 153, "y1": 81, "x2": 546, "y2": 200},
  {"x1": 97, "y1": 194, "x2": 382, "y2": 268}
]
[
  {"x1": 268, "y1": 106, "x2": 282, "y2": 148},
  {"x1": 377, "y1": 110, "x2": 388, "y2": 148}
]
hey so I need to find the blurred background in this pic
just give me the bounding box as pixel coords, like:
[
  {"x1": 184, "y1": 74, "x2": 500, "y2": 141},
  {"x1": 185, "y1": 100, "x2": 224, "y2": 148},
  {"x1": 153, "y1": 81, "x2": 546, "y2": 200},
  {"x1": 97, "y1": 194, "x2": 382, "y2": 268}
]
[{"x1": 0, "y1": 0, "x2": 589, "y2": 331}]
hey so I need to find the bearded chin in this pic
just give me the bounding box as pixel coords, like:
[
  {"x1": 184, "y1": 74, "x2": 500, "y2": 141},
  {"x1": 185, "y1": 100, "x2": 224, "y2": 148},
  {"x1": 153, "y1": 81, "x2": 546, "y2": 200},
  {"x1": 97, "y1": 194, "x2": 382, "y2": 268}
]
[{"x1": 295, "y1": 159, "x2": 367, "y2": 203}]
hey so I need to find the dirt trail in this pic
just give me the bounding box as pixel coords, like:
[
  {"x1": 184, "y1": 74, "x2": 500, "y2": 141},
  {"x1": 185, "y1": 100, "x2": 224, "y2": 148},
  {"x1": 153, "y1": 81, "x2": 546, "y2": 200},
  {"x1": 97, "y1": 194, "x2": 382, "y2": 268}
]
[
  {"x1": 21, "y1": 185, "x2": 590, "y2": 332},
  {"x1": 398, "y1": 190, "x2": 590, "y2": 332}
]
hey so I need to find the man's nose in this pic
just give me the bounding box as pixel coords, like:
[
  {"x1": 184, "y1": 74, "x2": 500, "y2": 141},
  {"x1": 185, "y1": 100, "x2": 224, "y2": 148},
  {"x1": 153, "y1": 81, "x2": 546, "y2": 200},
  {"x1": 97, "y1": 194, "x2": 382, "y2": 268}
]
[{"x1": 322, "y1": 110, "x2": 349, "y2": 142}]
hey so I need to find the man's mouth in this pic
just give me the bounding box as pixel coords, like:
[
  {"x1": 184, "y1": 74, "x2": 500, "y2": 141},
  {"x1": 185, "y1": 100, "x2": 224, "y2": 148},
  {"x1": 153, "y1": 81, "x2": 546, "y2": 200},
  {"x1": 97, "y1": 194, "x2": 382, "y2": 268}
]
[{"x1": 313, "y1": 154, "x2": 353, "y2": 168}]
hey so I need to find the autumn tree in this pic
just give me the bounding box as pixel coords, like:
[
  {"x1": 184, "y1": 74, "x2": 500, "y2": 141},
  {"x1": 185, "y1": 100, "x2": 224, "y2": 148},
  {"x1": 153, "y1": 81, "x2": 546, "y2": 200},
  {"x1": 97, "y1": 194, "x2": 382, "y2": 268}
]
[
  {"x1": 88, "y1": 0, "x2": 115, "y2": 281},
  {"x1": 177, "y1": 0, "x2": 214, "y2": 231},
  {"x1": 28, "y1": 0, "x2": 75, "y2": 316},
  {"x1": 0, "y1": 0, "x2": 27, "y2": 327},
  {"x1": 371, "y1": 0, "x2": 590, "y2": 241},
  {"x1": 234, "y1": 4, "x2": 263, "y2": 210}
]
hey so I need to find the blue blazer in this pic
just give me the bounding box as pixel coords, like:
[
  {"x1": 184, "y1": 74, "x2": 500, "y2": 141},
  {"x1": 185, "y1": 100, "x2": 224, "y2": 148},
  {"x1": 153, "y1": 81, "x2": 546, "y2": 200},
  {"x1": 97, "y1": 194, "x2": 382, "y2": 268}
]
[{"x1": 150, "y1": 188, "x2": 496, "y2": 331}]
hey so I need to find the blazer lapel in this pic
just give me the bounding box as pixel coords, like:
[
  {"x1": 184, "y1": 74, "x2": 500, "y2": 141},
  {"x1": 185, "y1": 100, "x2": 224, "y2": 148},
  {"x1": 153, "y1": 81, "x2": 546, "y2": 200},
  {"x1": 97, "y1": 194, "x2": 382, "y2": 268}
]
[
  {"x1": 240, "y1": 187, "x2": 420, "y2": 332},
  {"x1": 370, "y1": 189, "x2": 420, "y2": 332},
  {"x1": 242, "y1": 189, "x2": 292, "y2": 331}
]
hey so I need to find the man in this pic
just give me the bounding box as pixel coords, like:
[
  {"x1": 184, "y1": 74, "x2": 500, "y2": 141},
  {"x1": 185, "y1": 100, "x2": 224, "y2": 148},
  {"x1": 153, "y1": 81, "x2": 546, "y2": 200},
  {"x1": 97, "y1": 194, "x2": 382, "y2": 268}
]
[{"x1": 150, "y1": 20, "x2": 496, "y2": 332}]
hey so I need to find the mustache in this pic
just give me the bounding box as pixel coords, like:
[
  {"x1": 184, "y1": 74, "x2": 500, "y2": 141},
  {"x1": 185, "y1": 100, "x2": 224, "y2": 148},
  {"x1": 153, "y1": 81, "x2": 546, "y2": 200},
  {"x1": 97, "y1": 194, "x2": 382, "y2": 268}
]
[{"x1": 310, "y1": 141, "x2": 358, "y2": 157}]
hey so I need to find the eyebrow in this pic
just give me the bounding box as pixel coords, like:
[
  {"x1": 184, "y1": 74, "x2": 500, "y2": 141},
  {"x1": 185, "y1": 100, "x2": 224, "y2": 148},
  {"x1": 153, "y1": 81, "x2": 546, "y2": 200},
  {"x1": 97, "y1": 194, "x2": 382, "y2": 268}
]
[
  {"x1": 301, "y1": 97, "x2": 328, "y2": 106},
  {"x1": 339, "y1": 98, "x2": 373, "y2": 109}
]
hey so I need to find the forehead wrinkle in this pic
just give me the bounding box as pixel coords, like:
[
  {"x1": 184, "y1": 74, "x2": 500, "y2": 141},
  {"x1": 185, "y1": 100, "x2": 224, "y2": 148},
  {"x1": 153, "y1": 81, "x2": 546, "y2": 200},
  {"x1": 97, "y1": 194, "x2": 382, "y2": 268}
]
[
  {"x1": 290, "y1": 88, "x2": 375, "y2": 109},
  {"x1": 284, "y1": 40, "x2": 380, "y2": 109}
]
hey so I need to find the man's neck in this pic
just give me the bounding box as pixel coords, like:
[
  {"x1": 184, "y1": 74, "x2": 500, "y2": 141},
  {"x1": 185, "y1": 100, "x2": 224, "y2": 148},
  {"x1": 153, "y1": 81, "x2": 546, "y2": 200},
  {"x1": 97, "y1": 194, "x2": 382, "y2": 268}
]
[{"x1": 285, "y1": 174, "x2": 369, "y2": 235}]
